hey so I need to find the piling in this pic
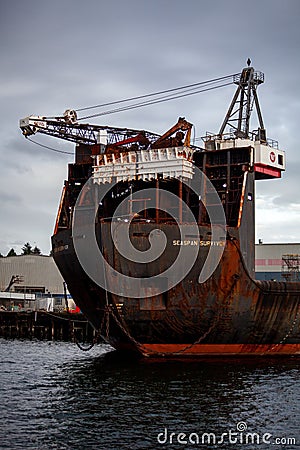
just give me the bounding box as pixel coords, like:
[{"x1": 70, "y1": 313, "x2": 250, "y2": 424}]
[{"x1": 0, "y1": 311, "x2": 97, "y2": 342}]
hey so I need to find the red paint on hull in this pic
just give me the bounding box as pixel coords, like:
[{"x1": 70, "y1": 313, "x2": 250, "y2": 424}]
[{"x1": 140, "y1": 343, "x2": 300, "y2": 357}]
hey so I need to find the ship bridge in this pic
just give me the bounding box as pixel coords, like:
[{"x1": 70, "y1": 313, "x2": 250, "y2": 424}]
[{"x1": 203, "y1": 133, "x2": 285, "y2": 179}]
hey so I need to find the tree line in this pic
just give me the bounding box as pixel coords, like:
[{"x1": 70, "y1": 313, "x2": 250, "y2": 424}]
[{"x1": 0, "y1": 242, "x2": 42, "y2": 257}]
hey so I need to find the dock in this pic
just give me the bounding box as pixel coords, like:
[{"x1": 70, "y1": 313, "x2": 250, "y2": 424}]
[{"x1": 0, "y1": 310, "x2": 98, "y2": 343}]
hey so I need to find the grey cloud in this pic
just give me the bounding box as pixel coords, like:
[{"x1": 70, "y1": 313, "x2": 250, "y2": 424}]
[{"x1": 0, "y1": 191, "x2": 22, "y2": 206}]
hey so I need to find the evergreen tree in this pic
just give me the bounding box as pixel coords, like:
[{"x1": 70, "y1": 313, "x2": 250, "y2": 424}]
[
  {"x1": 33, "y1": 246, "x2": 41, "y2": 255},
  {"x1": 21, "y1": 242, "x2": 33, "y2": 255},
  {"x1": 7, "y1": 248, "x2": 17, "y2": 257}
]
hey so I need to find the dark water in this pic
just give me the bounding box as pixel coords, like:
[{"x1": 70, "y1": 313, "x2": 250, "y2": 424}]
[{"x1": 0, "y1": 339, "x2": 299, "y2": 450}]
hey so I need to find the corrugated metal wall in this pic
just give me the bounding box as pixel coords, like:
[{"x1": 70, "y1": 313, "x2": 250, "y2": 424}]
[
  {"x1": 255, "y1": 243, "x2": 300, "y2": 280},
  {"x1": 0, "y1": 256, "x2": 65, "y2": 294}
]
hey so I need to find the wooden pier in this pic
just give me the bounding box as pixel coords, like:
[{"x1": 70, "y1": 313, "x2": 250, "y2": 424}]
[{"x1": 0, "y1": 310, "x2": 98, "y2": 343}]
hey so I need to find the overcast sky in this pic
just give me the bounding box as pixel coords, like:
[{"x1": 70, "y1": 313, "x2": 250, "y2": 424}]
[{"x1": 0, "y1": 0, "x2": 300, "y2": 255}]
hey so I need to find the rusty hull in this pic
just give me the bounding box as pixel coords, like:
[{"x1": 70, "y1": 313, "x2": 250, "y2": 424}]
[{"x1": 52, "y1": 223, "x2": 300, "y2": 357}]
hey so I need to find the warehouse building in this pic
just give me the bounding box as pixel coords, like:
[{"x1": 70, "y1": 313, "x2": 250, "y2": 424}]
[
  {"x1": 0, "y1": 255, "x2": 70, "y2": 311},
  {"x1": 255, "y1": 242, "x2": 300, "y2": 281},
  {"x1": 0, "y1": 255, "x2": 64, "y2": 294}
]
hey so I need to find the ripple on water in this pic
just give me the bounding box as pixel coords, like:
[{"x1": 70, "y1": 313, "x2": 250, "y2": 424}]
[{"x1": 0, "y1": 339, "x2": 299, "y2": 449}]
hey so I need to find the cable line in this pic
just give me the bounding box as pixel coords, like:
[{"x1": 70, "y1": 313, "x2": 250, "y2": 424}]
[
  {"x1": 26, "y1": 137, "x2": 74, "y2": 155},
  {"x1": 78, "y1": 81, "x2": 233, "y2": 121},
  {"x1": 76, "y1": 73, "x2": 239, "y2": 113}
]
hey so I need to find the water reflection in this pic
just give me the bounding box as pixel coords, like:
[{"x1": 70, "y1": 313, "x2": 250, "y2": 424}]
[
  {"x1": 60, "y1": 351, "x2": 300, "y2": 449},
  {"x1": 1, "y1": 340, "x2": 299, "y2": 449}
]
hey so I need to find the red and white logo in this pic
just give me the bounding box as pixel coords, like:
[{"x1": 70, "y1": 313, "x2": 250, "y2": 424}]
[{"x1": 269, "y1": 151, "x2": 276, "y2": 163}]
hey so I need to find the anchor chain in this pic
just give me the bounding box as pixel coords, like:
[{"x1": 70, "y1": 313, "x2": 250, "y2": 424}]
[
  {"x1": 75, "y1": 306, "x2": 107, "y2": 352},
  {"x1": 268, "y1": 305, "x2": 300, "y2": 353}
]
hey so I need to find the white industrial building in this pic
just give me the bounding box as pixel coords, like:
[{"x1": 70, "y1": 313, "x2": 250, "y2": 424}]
[
  {"x1": 0, "y1": 255, "x2": 64, "y2": 294},
  {"x1": 255, "y1": 243, "x2": 300, "y2": 281},
  {"x1": 0, "y1": 255, "x2": 74, "y2": 311}
]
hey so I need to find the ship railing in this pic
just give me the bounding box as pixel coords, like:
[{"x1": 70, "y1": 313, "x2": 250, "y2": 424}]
[
  {"x1": 265, "y1": 137, "x2": 279, "y2": 149},
  {"x1": 202, "y1": 131, "x2": 279, "y2": 149},
  {"x1": 233, "y1": 70, "x2": 264, "y2": 85},
  {"x1": 93, "y1": 146, "x2": 194, "y2": 167}
]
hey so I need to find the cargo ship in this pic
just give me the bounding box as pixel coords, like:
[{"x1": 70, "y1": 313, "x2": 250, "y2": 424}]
[{"x1": 20, "y1": 63, "x2": 300, "y2": 356}]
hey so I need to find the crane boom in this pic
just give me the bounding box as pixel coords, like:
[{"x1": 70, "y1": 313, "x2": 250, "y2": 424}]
[
  {"x1": 20, "y1": 110, "x2": 195, "y2": 153},
  {"x1": 19, "y1": 109, "x2": 160, "y2": 147}
]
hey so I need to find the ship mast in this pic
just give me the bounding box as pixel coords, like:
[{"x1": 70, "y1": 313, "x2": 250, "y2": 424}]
[{"x1": 218, "y1": 59, "x2": 266, "y2": 141}]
